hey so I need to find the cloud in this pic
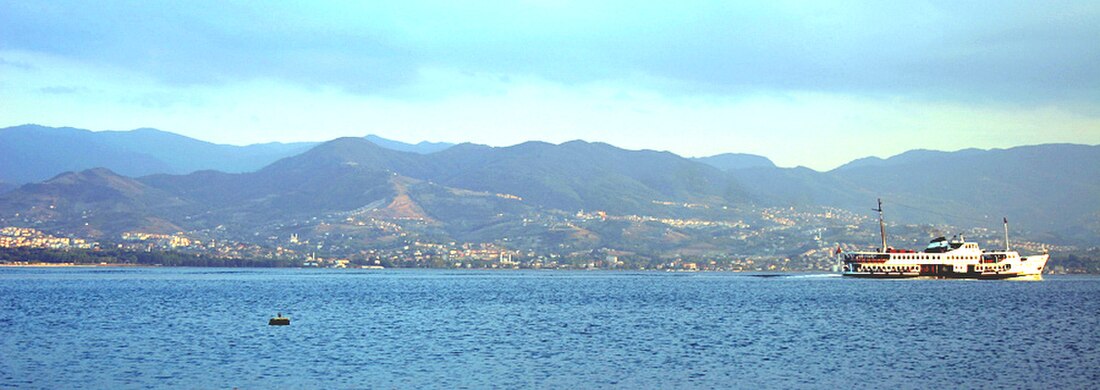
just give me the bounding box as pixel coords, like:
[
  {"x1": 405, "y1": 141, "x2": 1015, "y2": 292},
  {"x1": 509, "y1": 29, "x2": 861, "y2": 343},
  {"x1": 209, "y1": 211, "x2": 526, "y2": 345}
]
[
  {"x1": 5, "y1": 62, "x2": 1096, "y2": 171},
  {"x1": 0, "y1": 56, "x2": 35, "y2": 70},
  {"x1": 38, "y1": 86, "x2": 87, "y2": 95},
  {"x1": 2, "y1": 1, "x2": 1098, "y2": 104},
  {"x1": 1, "y1": 1, "x2": 1097, "y2": 171}
]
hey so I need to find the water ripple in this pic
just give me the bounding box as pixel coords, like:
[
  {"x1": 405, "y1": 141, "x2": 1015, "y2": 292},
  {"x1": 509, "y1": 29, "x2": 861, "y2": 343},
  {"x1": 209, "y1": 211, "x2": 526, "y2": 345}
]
[{"x1": 0, "y1": 269, "x2": 1097, "y2": 389}]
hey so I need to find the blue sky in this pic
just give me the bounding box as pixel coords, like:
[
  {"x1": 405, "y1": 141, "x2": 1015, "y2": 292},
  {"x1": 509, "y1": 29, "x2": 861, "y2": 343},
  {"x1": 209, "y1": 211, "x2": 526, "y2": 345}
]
[{"x1": 2, "y1": 1, "x2": 1098, "y2": 170}]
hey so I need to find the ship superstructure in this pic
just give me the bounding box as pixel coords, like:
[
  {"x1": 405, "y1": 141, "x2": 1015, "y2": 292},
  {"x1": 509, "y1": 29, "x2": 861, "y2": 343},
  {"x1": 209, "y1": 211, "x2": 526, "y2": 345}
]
[{"x1": 839, "y1": 199, "x2": 1048, "y2": 280}]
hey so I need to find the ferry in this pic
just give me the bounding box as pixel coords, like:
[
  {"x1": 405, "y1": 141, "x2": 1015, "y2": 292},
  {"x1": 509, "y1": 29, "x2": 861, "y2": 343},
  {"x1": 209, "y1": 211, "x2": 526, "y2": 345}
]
[{"x1": 839, "y1": 199, "x2": 1049, "y2": 280}]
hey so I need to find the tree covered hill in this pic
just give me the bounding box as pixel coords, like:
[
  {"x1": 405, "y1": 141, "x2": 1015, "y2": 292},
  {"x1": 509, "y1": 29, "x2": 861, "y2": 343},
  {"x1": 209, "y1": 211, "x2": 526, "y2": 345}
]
[{"x1": 1, "y1": 128, "x2": 1097, "y2": 250}]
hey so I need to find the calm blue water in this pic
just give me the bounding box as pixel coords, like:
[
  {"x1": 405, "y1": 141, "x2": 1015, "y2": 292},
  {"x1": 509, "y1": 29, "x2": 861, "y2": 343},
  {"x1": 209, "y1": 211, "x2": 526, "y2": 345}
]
[{"x1": 1, "y1": 268, "x2": 1098, "y2": 389}]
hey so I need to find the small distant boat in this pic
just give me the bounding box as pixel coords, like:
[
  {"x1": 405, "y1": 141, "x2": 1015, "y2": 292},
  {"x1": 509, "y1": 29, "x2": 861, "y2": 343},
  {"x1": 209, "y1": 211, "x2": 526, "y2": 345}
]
[
  {"x1": 839, "y1": 199, "x2": 1048, "y2": 280},
  {"x1": 269, "y1": 313, "x2": 290, "y2": 326}
]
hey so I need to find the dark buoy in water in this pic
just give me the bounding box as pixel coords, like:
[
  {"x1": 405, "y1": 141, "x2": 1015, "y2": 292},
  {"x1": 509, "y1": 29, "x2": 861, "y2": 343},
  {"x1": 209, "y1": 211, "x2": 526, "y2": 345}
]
[{"x1": 269, "y1": 312, "x2": 290, "y2": 326}]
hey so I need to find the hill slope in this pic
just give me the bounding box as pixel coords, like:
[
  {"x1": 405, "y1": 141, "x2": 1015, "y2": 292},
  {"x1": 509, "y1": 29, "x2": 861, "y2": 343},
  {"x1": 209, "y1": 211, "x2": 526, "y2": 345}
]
[
  {"x1": 0, "y1": 168, "x2": 187, "y2": 237},
  {"x1": 1, "y1": 133, "x2": 1097, "y2": 247},
  {"x1": 730, "y1": 144, "x2": 1100, "y2": 241},
  {"x1": 829, "y1": 144, "x2": 1100, "y2": 234},
  {"x1": 693, "y1": 153, "x2": 775, "y2": 171},
  {"x1": 422, "y1": 140, "x2": 748, "y2": 214},
  {"x1": 0, "y1": 125, "x2": 454, "y2": 184},
  {"x1": 0, "y1": 125, "x2": 314, "y2": 183}
]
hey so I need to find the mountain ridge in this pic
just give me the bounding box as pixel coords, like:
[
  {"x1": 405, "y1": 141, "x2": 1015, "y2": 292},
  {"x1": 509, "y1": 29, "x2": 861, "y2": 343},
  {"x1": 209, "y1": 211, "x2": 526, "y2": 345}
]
[
  {"x1": 1, "y1": 125, "x2": 1097, "y2": 248},
  {"x1": 364, "y1": 134, "x2": 455, "y2": 154},
  {"x1": 692, "y1": 153, "x2": 776, "y2": 171},
  {"x1": 0, "y1": 125, "x2": 456, "y2": 184},
  {"x1": 737, "y1": 143, "x2": 1100, "y2": 235}
]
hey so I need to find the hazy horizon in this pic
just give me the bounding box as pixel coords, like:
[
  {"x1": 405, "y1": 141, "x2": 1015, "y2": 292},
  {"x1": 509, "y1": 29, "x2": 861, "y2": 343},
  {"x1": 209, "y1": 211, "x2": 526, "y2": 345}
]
[
  {"x1": 2, "y1": 1, "x2": 1098, "y2": 170},
  {"x1": 11, "y1": 123, "x2": 1099, "y2": 172}
]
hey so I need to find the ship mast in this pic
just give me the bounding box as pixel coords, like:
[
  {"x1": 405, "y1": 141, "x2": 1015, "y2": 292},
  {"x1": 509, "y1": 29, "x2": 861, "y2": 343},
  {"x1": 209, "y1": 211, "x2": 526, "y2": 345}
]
[
  {"x1": 1003, "y1": 217, "x2": 1010, "y2": 251},
  {"x1": 874, "y1": 198, "x2": 887, "y2": 252}
]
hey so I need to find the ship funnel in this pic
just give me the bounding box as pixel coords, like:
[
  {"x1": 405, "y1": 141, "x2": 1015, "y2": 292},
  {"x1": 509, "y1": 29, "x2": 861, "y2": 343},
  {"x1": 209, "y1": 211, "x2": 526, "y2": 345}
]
[{"x1": 1003, "y1": 217, "x2": 1010, "y2": 251}]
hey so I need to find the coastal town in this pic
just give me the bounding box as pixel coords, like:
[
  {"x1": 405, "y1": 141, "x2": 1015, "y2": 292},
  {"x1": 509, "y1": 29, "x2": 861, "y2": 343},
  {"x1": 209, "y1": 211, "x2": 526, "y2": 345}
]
[{"x1": 1, "y1": 204, "x2": 1088, "y2": 272}]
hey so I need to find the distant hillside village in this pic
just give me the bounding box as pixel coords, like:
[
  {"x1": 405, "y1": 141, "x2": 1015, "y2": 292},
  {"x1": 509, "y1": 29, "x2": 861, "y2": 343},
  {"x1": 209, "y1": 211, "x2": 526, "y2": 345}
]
[
  {"x1": 1, "y1": 126, "x2": 1098, "y2": 273},
  {"x1": 3, "y1": 203, "x2": 1097, "y2": 273},
  {"x1": 0, "y1": 227, "x2": 94, "y2": 250}
]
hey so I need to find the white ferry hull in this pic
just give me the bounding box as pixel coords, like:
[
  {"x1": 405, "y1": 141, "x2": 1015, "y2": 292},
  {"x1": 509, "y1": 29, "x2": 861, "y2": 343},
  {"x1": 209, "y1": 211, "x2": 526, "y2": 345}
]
[
  {"x1": 840, "y1": 200, "x2": 1048, "y2": 280},
  {"x1": 841, "y1": 251, "x2": 1048, "y2": 280}
]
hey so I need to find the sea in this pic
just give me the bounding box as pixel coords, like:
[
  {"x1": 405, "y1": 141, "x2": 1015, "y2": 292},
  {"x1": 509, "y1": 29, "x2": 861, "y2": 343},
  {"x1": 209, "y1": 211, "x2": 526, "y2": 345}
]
[{"x1": 1, "y1": 268, "x2": 1098, "y2": 389}]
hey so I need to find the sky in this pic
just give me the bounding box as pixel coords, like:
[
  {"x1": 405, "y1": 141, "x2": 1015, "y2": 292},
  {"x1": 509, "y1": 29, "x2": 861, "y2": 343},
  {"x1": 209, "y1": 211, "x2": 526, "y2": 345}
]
[{"x1": 1, "y1": 1, "x2": 1098, "y2": 170}]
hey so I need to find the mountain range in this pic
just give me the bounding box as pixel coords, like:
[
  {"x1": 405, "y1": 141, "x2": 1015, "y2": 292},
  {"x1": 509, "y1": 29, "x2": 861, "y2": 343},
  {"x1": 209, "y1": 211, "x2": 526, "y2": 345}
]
[
  {"x1": 0, "y1": 125, "x2": 454, "y2": 184},
  {"x1": 691, "y1": 153, "x2": 775, "y2": 171},
  {"x1": 1, "y1": 124, "x2": 1097, "y2": 252}
]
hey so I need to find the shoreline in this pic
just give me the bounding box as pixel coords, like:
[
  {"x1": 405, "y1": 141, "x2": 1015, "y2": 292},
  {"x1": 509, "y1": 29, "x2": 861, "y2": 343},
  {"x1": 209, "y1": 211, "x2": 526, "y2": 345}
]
[
  {"x1": 0, "y1": 262, "x2": 157, "y2": 268},
  {"x1": 0, "y1": 263, "x2": 1094, "y2": 275}
]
